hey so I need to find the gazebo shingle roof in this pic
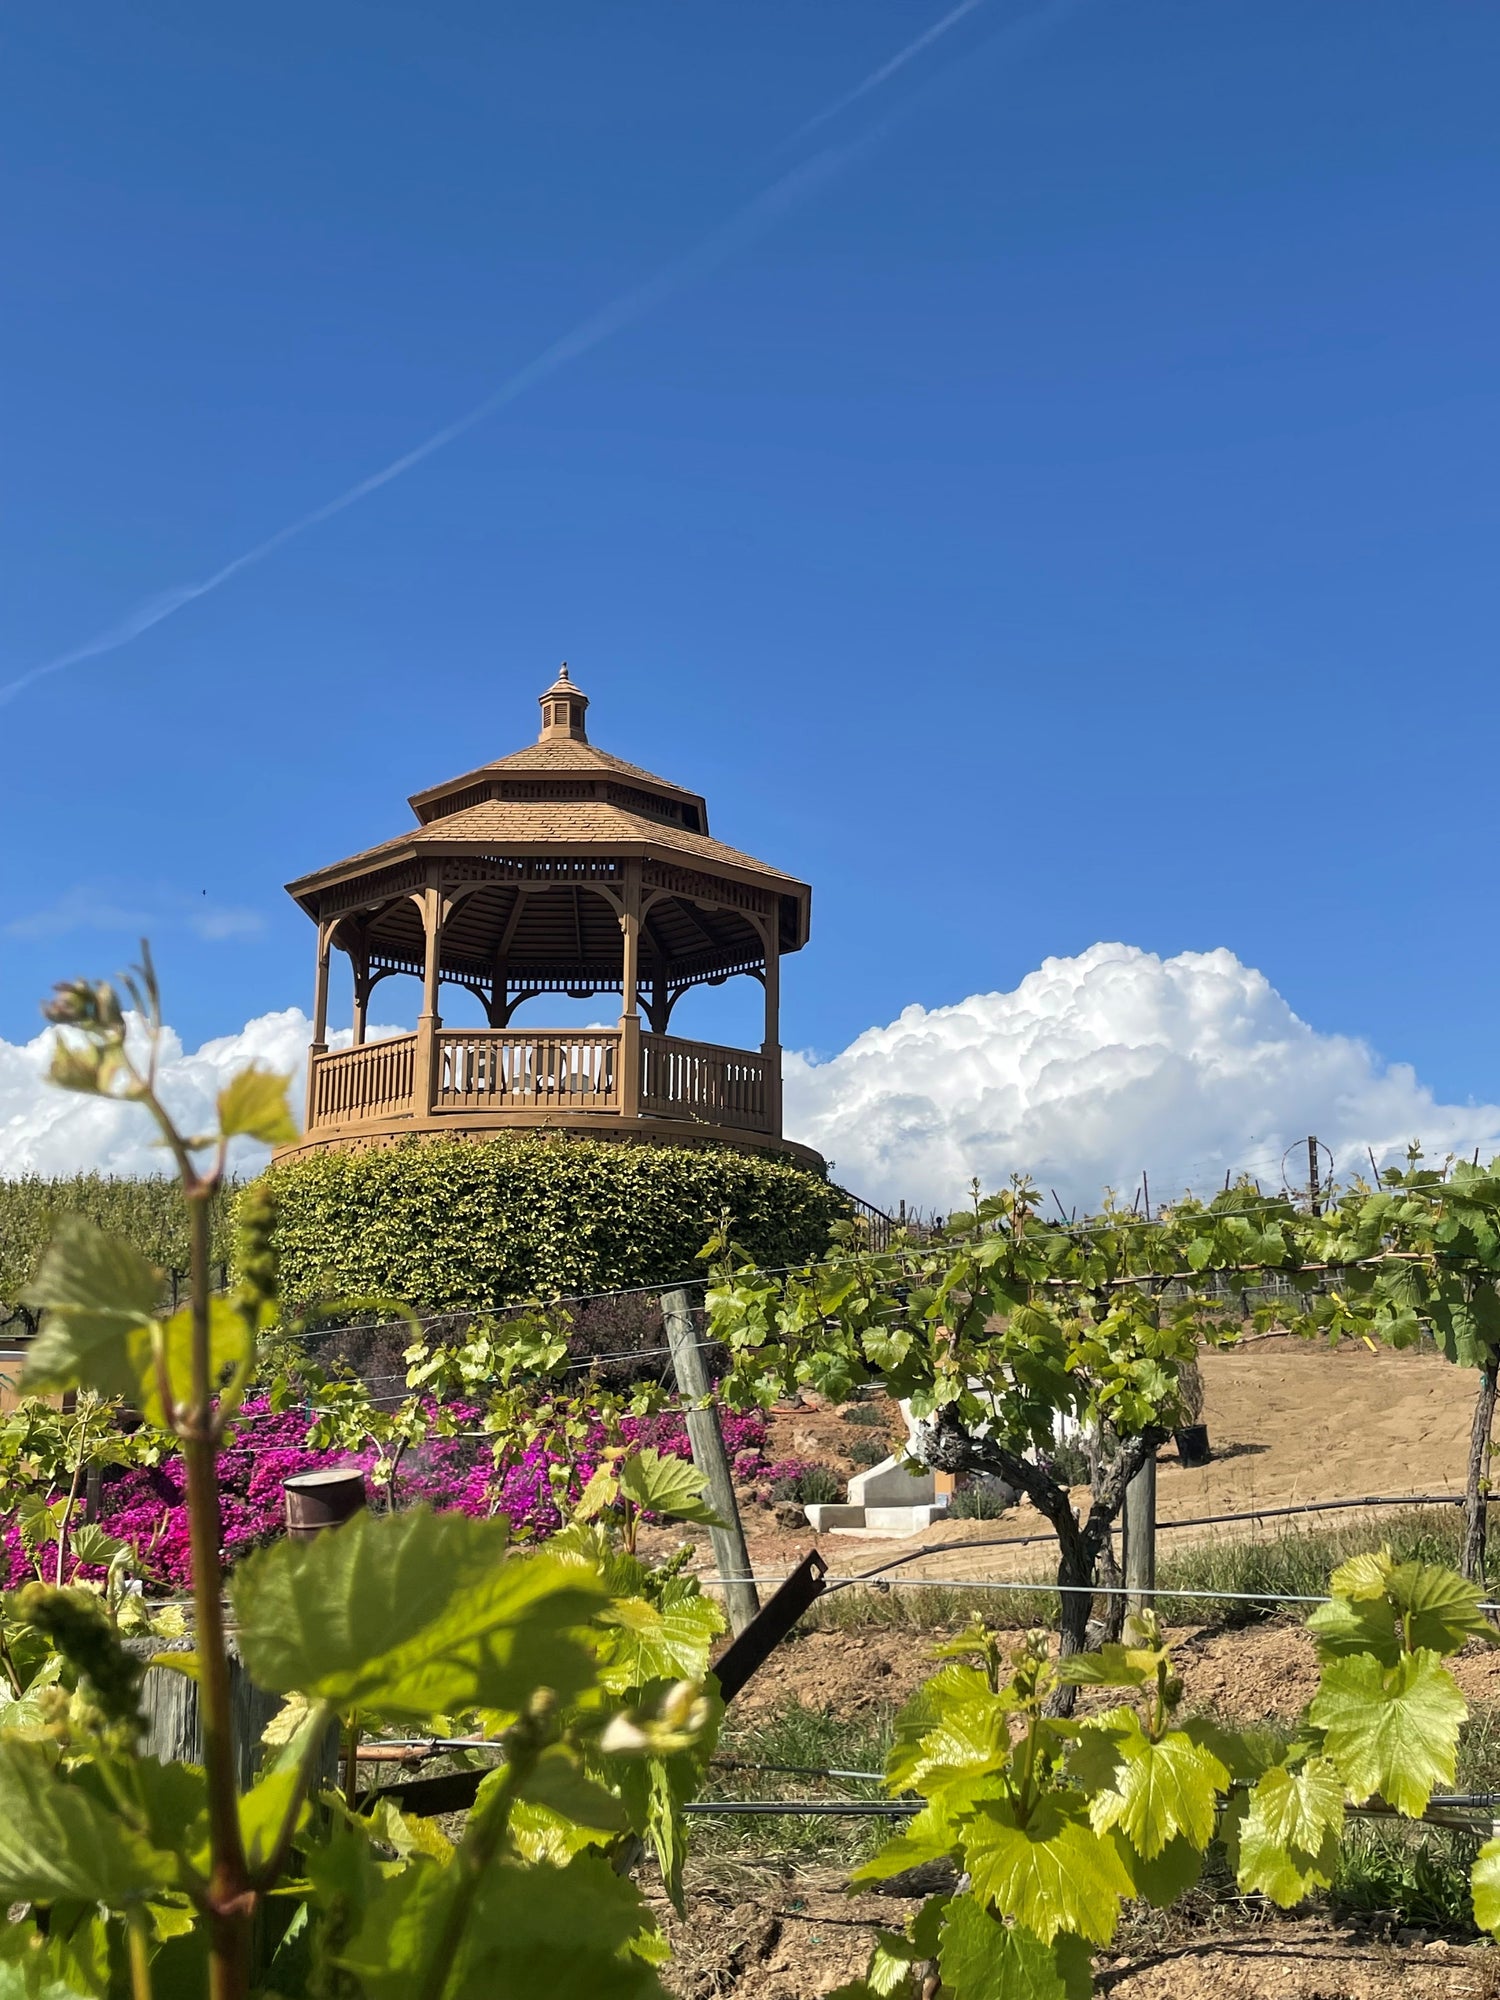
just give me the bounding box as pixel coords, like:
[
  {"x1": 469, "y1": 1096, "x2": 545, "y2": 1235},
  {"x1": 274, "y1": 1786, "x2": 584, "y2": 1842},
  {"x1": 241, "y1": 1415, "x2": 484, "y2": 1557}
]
[
  {"x1": 292, "y1": 794, "x2": 800, "y2": 893},
  {"x1": 285, "y1": 665, "x2": 807, "y2": 908}
]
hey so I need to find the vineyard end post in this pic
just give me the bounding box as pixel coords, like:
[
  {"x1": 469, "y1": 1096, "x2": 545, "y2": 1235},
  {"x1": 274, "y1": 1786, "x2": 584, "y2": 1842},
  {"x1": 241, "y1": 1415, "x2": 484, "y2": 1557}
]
[
  {"x1": 1123, "y1": 1449, "x2": 1157, "y2": 1619},
  {"x1": 662, "y1": 1285, "x2": 761, "y2": 1635}
]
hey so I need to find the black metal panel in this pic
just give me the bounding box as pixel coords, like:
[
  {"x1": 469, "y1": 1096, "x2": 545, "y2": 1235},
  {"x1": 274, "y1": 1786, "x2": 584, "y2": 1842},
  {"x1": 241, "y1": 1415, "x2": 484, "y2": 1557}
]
[{"x1": 711, "y1": 1548, "x2": 828, "y2": 1705}]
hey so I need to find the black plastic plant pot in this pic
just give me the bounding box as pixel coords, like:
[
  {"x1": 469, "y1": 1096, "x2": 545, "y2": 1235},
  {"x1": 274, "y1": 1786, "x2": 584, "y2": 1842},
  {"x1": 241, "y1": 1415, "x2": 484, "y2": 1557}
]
[{"x1": 1174, "y1": 1424, "x2": 1211, "y2": 1467}]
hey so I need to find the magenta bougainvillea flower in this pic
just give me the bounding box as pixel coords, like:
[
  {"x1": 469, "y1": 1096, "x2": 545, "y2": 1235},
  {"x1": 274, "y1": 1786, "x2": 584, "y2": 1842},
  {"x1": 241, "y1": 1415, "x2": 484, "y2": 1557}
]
[{"x1": 2, "y1": 1396, "x2": 772, "y2": 1591}]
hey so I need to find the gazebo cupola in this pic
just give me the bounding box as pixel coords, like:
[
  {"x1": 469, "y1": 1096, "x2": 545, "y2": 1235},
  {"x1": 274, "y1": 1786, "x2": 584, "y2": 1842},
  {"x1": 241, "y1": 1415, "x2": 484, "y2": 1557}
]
[
  {"x1": 538, "y1": 664, "x2": 588, "y2": 741},
  {"x1": 279, "y1": 668, "x2": 817, "y2": 1166}
]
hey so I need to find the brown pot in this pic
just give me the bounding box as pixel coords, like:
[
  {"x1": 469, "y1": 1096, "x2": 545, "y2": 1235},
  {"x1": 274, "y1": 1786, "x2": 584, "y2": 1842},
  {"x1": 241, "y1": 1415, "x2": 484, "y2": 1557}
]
[{"x1": 283, "y1": 1466, "x2": 367, "y2": 1539}]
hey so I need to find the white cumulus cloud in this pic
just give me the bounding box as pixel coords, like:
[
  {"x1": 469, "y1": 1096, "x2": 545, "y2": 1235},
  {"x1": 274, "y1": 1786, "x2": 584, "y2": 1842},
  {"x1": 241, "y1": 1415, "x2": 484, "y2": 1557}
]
[
  {"x1": 0, "y1": 1012, "x2": 400, "y2": 1178},
  {"x1": 1, "y1": 944, "x2": 1497, "y2": 1211},
  {"x1": 0, "y1": 1010, "x2": 316, "y2": 1177},
  {"x1": 782, "y1": 943, "x2": 1500, "y2": 1212}
]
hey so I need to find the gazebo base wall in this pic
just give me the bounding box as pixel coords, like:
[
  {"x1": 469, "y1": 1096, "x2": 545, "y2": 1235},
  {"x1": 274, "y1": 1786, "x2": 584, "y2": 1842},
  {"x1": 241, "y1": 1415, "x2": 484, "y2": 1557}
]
[{"x1": 272, "y1": 1111, "x2": 826, "y2": 1174}]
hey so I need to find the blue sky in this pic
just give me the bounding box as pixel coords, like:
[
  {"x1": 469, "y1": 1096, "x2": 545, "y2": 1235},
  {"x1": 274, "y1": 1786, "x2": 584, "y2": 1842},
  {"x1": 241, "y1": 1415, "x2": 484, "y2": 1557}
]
[{"x1": 3, "y1": 2, "x2": 1498, "y2": 1115}]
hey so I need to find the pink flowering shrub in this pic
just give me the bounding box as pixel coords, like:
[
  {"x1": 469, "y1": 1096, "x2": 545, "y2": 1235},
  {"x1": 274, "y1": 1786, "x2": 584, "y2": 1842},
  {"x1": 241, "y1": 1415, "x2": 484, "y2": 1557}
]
[{"x1": 2, "y1": 1396, "x2": 773, "y2": 1591}]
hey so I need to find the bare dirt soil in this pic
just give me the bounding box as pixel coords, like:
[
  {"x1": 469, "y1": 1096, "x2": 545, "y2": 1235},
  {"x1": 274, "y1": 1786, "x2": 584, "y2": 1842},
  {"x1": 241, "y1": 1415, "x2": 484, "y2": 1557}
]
[
  {"x1": 726, "y1": 1614, "x2": 1500, "y2": 1730},
  {"x1": 655, "y1": 1876, "x2": 1500, "y2": 1999}
]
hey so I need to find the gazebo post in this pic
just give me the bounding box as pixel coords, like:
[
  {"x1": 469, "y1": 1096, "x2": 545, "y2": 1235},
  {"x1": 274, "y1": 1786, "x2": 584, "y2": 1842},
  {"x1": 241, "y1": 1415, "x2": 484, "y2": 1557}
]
[
  {"x1": 351, "y1": 927, "x2": 369, "y2": 1048},
  {"x1": 414, "y1": 882, "x2": 444, "y2": 1118},
  {"x1": 761, "y1": 913, "x2": 782, "y2": 1136},
  {"x1": 618, "y1": 864, "x2": 642, "y2": 1118},
  {"x1": 306, "y1": 921, "x2": 332, "y2": 1129}
]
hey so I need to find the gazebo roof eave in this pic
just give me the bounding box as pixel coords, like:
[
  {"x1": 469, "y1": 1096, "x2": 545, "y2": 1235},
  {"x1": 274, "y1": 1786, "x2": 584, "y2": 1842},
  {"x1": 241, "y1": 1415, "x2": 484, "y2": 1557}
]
[{"x1": 285, "y1": 835, "x2": 811, "y2": 936}]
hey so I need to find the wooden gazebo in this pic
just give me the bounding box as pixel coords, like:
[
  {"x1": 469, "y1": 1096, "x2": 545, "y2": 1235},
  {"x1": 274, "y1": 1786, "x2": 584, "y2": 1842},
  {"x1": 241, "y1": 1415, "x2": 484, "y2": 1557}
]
[{"x1": 277, "y1": 668, "x2": 819, "y2": 1167}]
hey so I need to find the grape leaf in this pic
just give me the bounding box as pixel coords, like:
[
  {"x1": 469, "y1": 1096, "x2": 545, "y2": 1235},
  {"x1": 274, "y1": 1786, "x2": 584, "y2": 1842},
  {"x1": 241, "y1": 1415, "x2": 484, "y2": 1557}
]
[
  {"x1": 963, "y1": 1797, "x2": 1132, "y2": 1945},
  {"x1": 138, "y1": 1299, "x2": 249, "y2": 1428},
  {"x1": 335, "y1": 1850, "x2": 665, "y2": 2000},
  {"x1": 1306, "y1": 1594, "x2": 1400, "y2": 1665},
  {"x1": 0, "y1": 1653, "x2": 63, "y2": 1734},
  {"x1": 851, "y1": 1801, "x2": 961, "y2": 1884},
  {"x1": 502, "y1": 1749, "x2": 625, "y2": 1868},
  {"x1": 886, "y1": 1665, "x2": 999, "y2": 1792},
  {"x1": 361, "y1": 1799, "x2": 454, "y2": 1864},
  {"x1": 600, "y1": 1680, "x2": 721, "y2": 1912},
  {"x1": 862, "y1": 1327, "x2": 913, "y2": 1371},
  {"x1": 1311, "y1": 1560, "x2": 1498, "y2": 1664},
  {"x1": 1328, "y1": 1551, "x2": 1394, "y2": 1601},
  {"x1": 937, "y1": 1896, "x2": 1092, "y2": 2000},
  {"x1": 0, "y1": 1739, "x2": 170, "y2": 1908},
  {"x1": 0, "y1": 1916, "x2": 110, "y2": 2000},
  {"x1": 617, "y1": 1449, "x2": 724, "y2": 1528},
  {"x1": 1083, "y1": 1726, "x2": 1228, "y2": 1859},
  {"x1": 521, "y1": 1746, "x2": 627, "y2": 1833},
  {"x1": 1388, "y1": 1562, "x2": 1499, "y2": 1657},
  {"x1": 866, "y1": 1929, "x2": 926, "y2": 1998},
  {"x1": 1471, "y1": 1834, "x2": 1500, "y2": 1935},
  {"x1": 20, "y1": 1216, "x2": 160, "y2": 1403},
  {"x1": 1179, "y1": 1715, "x2": 1282, "y2": 1785},
  {"x1": 1309, "y1": 1649, "x2": 1464, "y2": 1817},
  {"x1": 1246, "y1": 1757, "x2": 1345, "y2": 1853},
  {"x1": 238, "y1": 1764, "x2": 308, "y2": 1873},
  {"x1": 20, "y1": 1211, "x2": 247, "y2": 1428},
  {"x1": 1110, "y1": 1831, "x2": 1203, "y2": 1908},
  {"x1": 1055, "y1": 1640, "x2": 1161, "y2": 1689},
  {"x1": 129, "y1": 1757, "x2": 209, "y2": 1883},
  {"x1": 232, "y1": 1508, "x2": 604, "y2": 1719},
  {"x1": 68, "y1": 1524, "x2": 126, "y2": 1569},
  {"x1": 1233, "y1": 1757, "x2": 1345, "y2": 1906},
  {"x1": 217, "y1": 1066, "x2": 298, "y2": 1145},
  {"x1": 1236, "y1": 1808, "x2": 1340, "y2": 1907},
  {"x1": 891, "y1": 1678, "x2": 1012, "y2": 1798},
  {"x1": 597, "y1": 1591, "x2": 723, "y2": 1695}
]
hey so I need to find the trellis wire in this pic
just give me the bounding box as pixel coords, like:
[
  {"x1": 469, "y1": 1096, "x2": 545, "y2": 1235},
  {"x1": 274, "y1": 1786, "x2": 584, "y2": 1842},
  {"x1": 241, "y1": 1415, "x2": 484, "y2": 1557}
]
[{"x1": 699, "y1": 1571, "x2": 1500, "y2": 1615}]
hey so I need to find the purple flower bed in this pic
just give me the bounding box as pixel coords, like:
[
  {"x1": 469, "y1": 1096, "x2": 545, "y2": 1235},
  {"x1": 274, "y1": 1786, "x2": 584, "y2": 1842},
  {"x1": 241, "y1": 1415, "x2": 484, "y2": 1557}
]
[{"x1": 1, "y1": 1396, "x2": 772, "y2": 1591}]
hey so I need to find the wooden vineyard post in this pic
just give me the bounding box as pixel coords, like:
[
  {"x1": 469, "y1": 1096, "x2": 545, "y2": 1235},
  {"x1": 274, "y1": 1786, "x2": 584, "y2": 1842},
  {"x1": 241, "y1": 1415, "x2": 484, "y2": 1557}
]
[
  {"x1": 662, "y1": 1286, "x2": 761, "y2": 1636},
  {"x1": 1123, "y1": 1450, "x2": 1157, "y2": 1620},
  {"x1": 131, "y1": 1637, "x2": 338, "y2": 1794}
]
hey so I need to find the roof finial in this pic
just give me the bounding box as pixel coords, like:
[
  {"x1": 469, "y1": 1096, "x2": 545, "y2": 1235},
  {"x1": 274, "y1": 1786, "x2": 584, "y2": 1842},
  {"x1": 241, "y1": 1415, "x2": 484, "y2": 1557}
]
[{"x1": 558, "y1": 661, "x2": 571, "y2": 682}]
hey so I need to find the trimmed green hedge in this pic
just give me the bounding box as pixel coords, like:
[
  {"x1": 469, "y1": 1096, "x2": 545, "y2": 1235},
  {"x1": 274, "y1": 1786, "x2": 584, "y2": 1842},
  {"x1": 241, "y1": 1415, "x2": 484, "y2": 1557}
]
[{"x1": 260, "y1": 1137, "x2": 847, "y2": 1313}]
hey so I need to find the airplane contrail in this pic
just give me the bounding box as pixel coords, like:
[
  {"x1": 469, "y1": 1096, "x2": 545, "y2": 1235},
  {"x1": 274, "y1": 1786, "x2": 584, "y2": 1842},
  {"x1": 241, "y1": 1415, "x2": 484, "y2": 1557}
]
[
  {"x1": 0, "y1": 145, "x2": 854, "y2": 711},
  {"x1": 0, "y1": 0, "x2": 1079, "y2": 712},
  {"x1": 777, "y1": 0, "x2": 989, "y2": 153}
]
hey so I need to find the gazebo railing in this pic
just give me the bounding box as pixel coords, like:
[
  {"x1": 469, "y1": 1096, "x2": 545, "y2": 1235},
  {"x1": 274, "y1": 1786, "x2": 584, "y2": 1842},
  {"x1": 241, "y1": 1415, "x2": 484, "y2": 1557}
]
[
  {"x1": 640, "y1": 1032, "x2": 768, "y2": 1131},
  {"x1": 436, "y1": 1029, "x2": 618, "y2": 1111},
  {"x1": 304, "y1": 1026, "x2": 773, "y2": 1135},
  {"x1": 312, "y1": 1036, "x2": 419, "y2": 1126}
]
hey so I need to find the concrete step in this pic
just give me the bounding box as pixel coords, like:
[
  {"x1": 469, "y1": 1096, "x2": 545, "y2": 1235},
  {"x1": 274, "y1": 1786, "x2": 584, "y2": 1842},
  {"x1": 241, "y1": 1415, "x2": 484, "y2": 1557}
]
[{"x1": 803, "y1": 1500, "x2": 950, "y2": 1537}]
